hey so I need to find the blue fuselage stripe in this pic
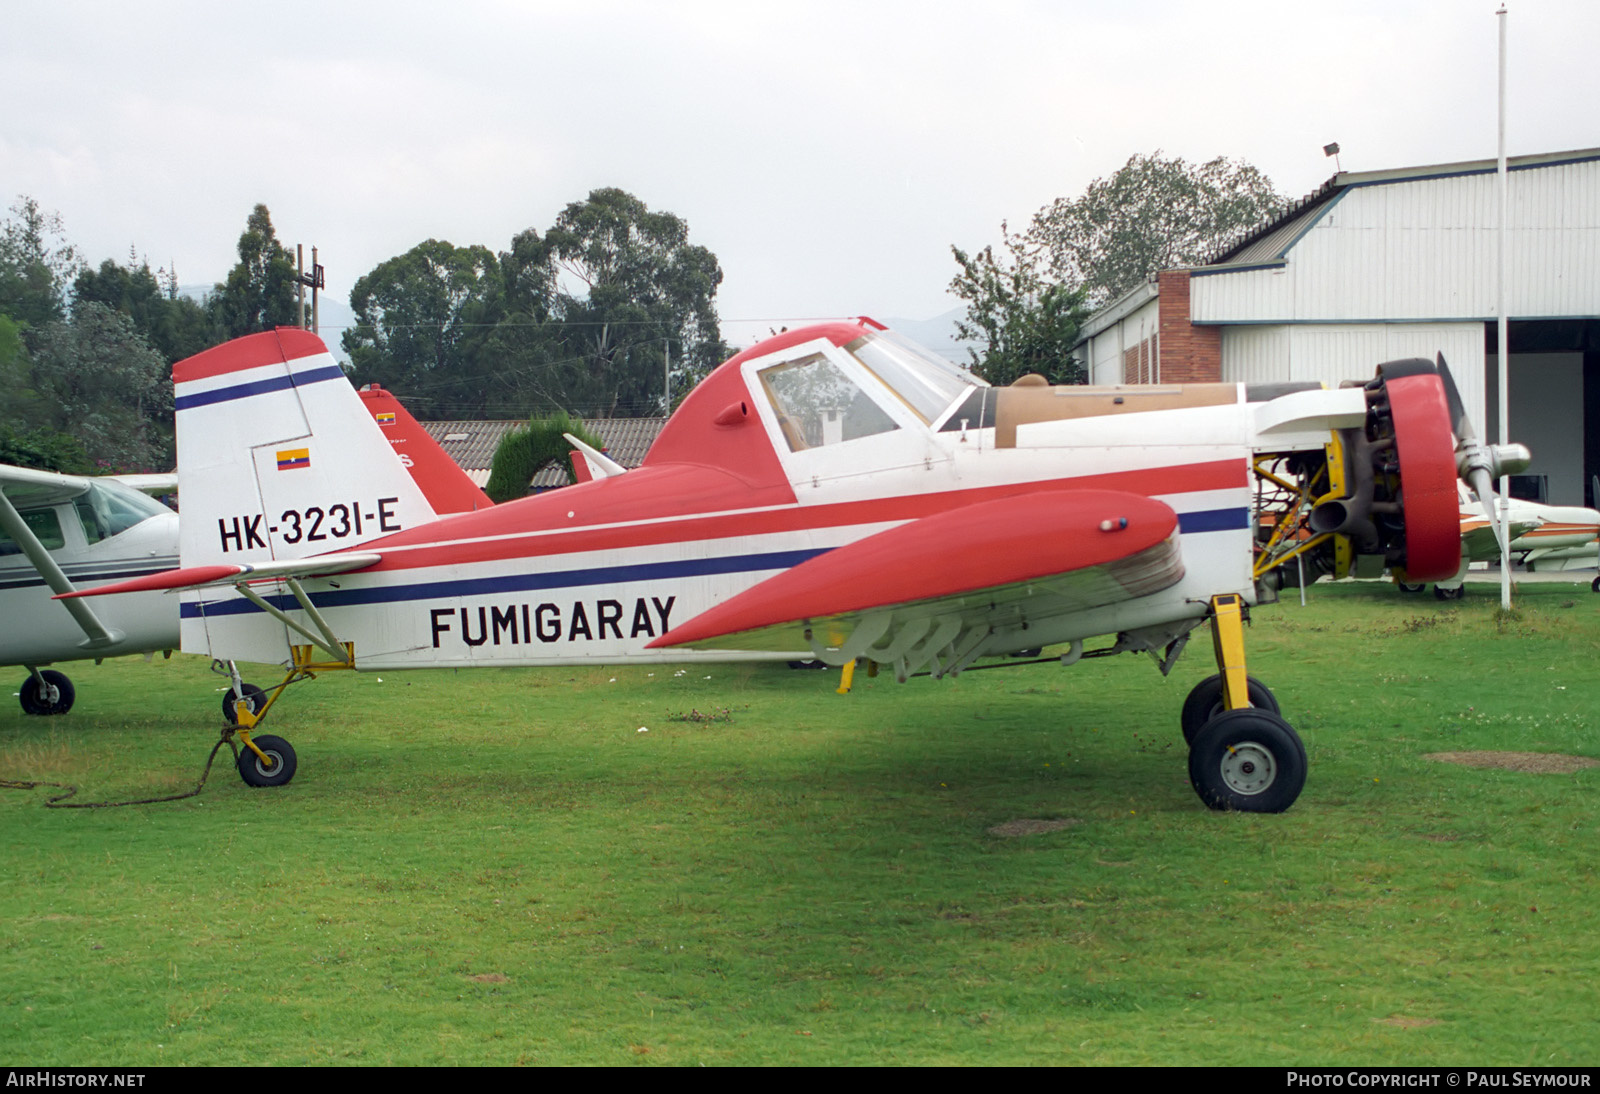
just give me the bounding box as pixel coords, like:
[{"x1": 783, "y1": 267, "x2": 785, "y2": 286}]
[
  {"x1": 1178, "y1": 507, "x2": 1250, "y2": 534},
  {"x1": 178, "y1": 507, "x2": 1250, "y2": 620},
  {"x1": 175, "y1": 365, "x2": 347, "y2": 411},
  {"x1": 180, "y1": 548, "x2": 830, "y2": 619}
]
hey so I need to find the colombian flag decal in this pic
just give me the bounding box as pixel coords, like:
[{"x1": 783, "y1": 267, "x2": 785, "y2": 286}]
[
  {"x1": 376, "y1": 412, "x2": 396, "y2": 426},
  {"x1": 276, "y1": 448, "x2": 311, "y2": 471}
]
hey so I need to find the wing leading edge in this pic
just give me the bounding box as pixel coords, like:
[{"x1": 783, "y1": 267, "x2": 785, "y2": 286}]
[{"x1": 650, "y1": 489, "x2": 1185, "y2": 678}]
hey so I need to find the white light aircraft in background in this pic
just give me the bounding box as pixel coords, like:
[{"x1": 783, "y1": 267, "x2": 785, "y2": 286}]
[
  {"x1": 70, "y1": 321, "x2": 1528, "y2": 812},
  {"x1": 1397, "y1": 483, "x2": 1600, "y2": 599}
]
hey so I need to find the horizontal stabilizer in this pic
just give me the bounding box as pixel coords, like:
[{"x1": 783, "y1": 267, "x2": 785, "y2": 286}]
[{"x1": 56, "y1": 553, "x2": 382, "y2": 599}]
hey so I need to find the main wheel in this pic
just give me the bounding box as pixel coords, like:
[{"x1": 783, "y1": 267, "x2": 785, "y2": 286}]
[
  {"x1": 20, "y1": 670, "x2": 75, "y2": 716},
  {"x1": 238, "y1": 734, "x2": 297, "y2": 788},
  {"x1": 1591, "y1": 574, "x2": 1599, "y2": 594},
  {"x1": 1396, "y1": 582, "x2": 1426, "y2": 594},
  {"x1": 222, "y1": 683, "x2": 267, "y2": 724},
  {"x1": 1187, "y1": 709, "x2": 1307, "y2": 813},
  {"x1": 1180, "y1": 674, "x2": 1279, "y2": 745},
  {"x1": 1433, "y1": 585, "x2": 1465, "y2": 601}
]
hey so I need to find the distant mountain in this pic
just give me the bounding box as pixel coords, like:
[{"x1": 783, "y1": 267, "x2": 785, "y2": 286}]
[{"x1": 880, "y1": 308, "x2": 978, "y2": 366}]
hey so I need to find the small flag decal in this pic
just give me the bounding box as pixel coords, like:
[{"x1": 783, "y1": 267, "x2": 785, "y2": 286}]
[
  {"x1": 376, "y1": 412, "x2": 396, "y2": 425},
  {"x1": 276, "y1": 448, "x2": 311, "y2": 471}
]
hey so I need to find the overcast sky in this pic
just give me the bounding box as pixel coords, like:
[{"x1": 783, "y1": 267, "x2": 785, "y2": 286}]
[{"x1": 4, "y1": 0, "x2": 1597, "y2": 349}]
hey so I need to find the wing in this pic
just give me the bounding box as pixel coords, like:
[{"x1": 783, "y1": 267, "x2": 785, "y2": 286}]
[
  {"x1": 1460, "y1": 517, "x2": 1540, "y2": 561},
  {"x1": 109, "y1": 472, "x2": 179, "y2": 496},
  {"x1": 649, "y1": 489, "x2": 1183, "y2": 679},
  {"x1": 0, "y1": 462, "x2": 94, "y2": 510}
]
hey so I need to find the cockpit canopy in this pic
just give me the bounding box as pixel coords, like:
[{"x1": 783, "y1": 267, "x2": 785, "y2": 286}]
[
  {"x1": 754, "y1": 327, "x2": 984, "y2": 452},
  {"x1": 0, "y1": 478, "x2": 173, "y2": 556}
]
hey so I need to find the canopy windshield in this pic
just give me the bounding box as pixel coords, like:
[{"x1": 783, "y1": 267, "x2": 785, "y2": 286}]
[{"x1": 844, "y1": 330, "x2": 983, "y2": 425}]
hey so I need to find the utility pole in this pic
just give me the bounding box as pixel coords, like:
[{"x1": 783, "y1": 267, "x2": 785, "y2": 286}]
[{"x1": 296, "y1": 245, "x2": 325, "y2": 334}]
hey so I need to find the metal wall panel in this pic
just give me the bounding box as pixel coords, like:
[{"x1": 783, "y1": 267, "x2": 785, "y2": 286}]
[
  {"x1": 1083, "y1": 299, "x2": 1158, "y2": 385},
  {"x1": 1220, "y1": 323, "x2": 1486, "y2": 425},
  {"x1": 1194, "y1": 160, "x2": 1600, "y2": 323}
]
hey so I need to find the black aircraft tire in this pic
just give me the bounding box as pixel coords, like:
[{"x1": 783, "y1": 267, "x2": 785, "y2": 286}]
[
  {"x1": 1591, "y1": 575, "x2": 1599, "y2": 594},
  {"x1": 20, "y1": 670, "x2": 75, "y2": 716},
  {"x1": 1187, "y1": 710, "x2": 1306, "y2": 814},
  {"x1": 238, "y1": 735, "x2": 298, "y2": 788},
  {"x1": 1180, "y1": 674, "x2": 1279, "y2": 745},
  {"x1": 222, "y1": 683, "x2": 267, "y2": 724},
  {"x1": 1397, "y1": 582, "x2": 1426, "y2": 594},
  {"x1": 1433, "y1": 585, "x2": 1465, "y2": 601}
]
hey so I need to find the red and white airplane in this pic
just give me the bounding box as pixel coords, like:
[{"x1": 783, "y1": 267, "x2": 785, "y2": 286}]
[{"x1": 68, "y1": 319, "x2": 1528, "y2": 812}]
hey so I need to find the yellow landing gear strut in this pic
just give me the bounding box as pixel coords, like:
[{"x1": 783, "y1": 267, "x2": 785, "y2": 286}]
[
  {"x1": 1179, "y1": 595, "x2": 1308, "y2": 813},
  {"x1": 221, "y1": 644, "x2": 354, "y2": 789}
]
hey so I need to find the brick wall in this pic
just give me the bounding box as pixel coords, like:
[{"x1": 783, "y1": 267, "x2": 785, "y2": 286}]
[
  {"x1": 1122, "y1": 338, "x2": 1155, "y2": 384},
  {"x1": 1154, "y1": 270, "x2": 1221, "y2": 383}
]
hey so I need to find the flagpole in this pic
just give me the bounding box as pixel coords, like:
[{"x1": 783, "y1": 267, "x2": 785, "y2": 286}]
[{"x1": 1497, "y1": 3, "x2": 1512, "y2": 611}]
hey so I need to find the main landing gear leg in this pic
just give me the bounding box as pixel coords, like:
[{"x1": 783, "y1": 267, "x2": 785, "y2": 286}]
[
  {"x1": 213, "y1": 645, "x2": 353, "y2": 789},
  {"x1": 220, "y1": 663, "x2": 298, "y2": 789},
  {"x1": 1180, "y1": 595, "x2": 1306, "y2": 813}
]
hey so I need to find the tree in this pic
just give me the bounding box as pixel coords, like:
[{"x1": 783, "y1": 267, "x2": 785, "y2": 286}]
[
  {"x1": 0, "y1": 196, "x2": 83, "y2": 332},
  {"x1": 1028, "y1": 151, "x2": 1287, "y2": 308},
  {"x1": 213, "y1": 204, "x2": 299, "y2": 338},
  {"x1": 542, "y1": 188, "x2": 728, "y2": 416},
  {"x1": 28, "y1": 302, "x2": 172, "y2": 470},
  {"x1": 342, "y1": 188, "x2": 730, "y2": 421},
  {"x1": 0, "y1": 423, "x2": 92, "y2": 474},
  {"x1": 949, "y1": 222, "x2": 1087, "y2": 387},
  {"x1": 343, "y1": 240, "x2": 505, "y2": 419},
  {"x1": 484, "y1": 411, "x2": 606, "y2": 503},
  {"x1": 74, "y1": 255, "x2": 220, "y2": 365}
]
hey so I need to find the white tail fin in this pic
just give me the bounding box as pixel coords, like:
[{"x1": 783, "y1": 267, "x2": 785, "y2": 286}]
[{"x1": 173, "y1": 328, "x2": 437, "y2": 567}]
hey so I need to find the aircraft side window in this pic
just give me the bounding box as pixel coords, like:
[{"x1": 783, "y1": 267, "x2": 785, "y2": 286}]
[
  {"x1": 77, "y1": 481, "x2": 169, "y2": 544},
  {"x1": 76, "y1": 496, "x2": 109, "y2": 544},
  {"x1": 0, "y1": 506, "x2": 65, "y2": 556},
  {"x1": 758, "y1": 354, "x2": 899, "y2": 452}
]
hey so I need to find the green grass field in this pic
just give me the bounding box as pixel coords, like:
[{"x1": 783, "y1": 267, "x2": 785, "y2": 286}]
[{"x1": 2, "y1": 582, "x2": 1597, "y2": 1065}]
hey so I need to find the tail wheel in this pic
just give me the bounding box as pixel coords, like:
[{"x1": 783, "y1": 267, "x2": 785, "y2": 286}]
[
  {"x1": 238, "y1": 735, "x2": 298, "y2": 788},
  {"x1": 222, "y1": 683, "x2": 266, "y2": 724}
]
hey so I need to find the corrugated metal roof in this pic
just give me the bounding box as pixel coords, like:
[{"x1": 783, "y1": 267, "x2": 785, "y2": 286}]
[
  {"x1": 1201, "y1": 177, "x2": 1341, "y2": 267},
  {"x1": 1200, "y1": 147, "x2": 1600, "y2": 269},
  {"x1": 420, "y1": 417, "x2": 668, "y2": 490}
]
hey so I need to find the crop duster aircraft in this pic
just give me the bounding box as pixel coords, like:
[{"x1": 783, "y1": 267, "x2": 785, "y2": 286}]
[
  {"x1": 1, "y1": 388, "x2": 483, "y2": 717},
  {"x1": 67, "y1": 320, "x2": 1528, "y2": 812}
]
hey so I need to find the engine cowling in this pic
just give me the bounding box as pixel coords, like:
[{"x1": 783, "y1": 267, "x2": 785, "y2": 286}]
[{"x1": 1268, "y1": 359, "x2": 1465, "y2": 586}]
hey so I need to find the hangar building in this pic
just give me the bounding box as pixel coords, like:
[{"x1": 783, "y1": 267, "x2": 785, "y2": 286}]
[{"x1": 1072, "y1": 148, "x2": 1600, "y2": 506}]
